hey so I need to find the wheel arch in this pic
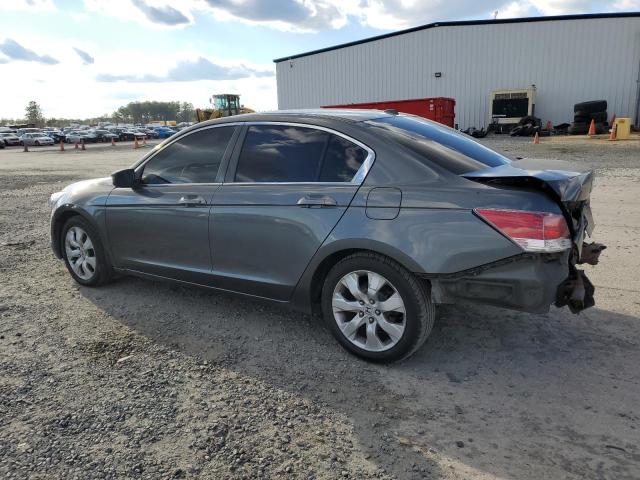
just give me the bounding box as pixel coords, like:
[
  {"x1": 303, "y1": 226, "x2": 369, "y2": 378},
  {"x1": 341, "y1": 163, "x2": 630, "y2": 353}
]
[
  {"x1": 291, "y1": 239, "x2": 428, "y2": 315},
  {"x1": 51, "y1": 205, "x2": 99, "y2": 259}
]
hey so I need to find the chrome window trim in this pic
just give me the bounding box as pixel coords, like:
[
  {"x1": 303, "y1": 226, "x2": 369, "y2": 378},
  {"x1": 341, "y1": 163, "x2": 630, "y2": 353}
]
[
  {"x1": 229, "y1": 182, "x2": 359, "y2": 186},
  {"x1": 134, "y1": 120, "x2": 376, "y2": 186},
  {"x1": 235, "y1": 121, "x2": 375, "y2": 185},
  {"x1": 134, "y1": 182, "x2": 223, "y2": 188}
]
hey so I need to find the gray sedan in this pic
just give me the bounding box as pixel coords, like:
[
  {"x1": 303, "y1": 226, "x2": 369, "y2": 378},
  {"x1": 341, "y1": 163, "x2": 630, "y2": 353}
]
[
  {"x1": 0, "y1": 132, "x2": 21, "y2": 146},
  {"x1": 49, "y1": 110, "x2": 604, "y2": 362},
  {"x1": 21, "y1": 133, "x2": 54, "y2": 146}
]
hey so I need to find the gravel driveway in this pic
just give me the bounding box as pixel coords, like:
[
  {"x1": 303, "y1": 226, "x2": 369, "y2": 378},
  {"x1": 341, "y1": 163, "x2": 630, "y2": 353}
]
[{"x1": 1, "y1": 137, "x2": 639, "y2": 479}]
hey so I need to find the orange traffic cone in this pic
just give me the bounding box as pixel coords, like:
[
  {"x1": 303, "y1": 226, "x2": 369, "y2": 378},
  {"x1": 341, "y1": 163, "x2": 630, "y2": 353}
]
[
  {"x1": 587, "y1": 119, "x2": 596, "y2": 137},
  {"x1": 81, "y1": 139, "x2": 86, "y2": 151},
  {"x1": 610, "y1": 113, "x2": 616, "y2": 125},
  {"x1": 111, "y1": 137, "x2": 116, "y2": 146},
  {"x1": 134, "y1": 137, "x2": 139, "y2": 149},
  {"x1": 59, "y1": 139, "x2": 64, "y2": 151},
  {"x1": 608, "y1": 122, "x2": 617, "y2": 141},
  {"x1": 533, "y1": 131, "x2": 540, "y2": 144}
]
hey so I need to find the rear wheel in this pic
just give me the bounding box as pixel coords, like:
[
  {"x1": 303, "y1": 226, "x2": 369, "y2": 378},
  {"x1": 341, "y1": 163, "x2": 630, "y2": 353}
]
[
  {"x1": 321, "y1": 252, "x2": 434, "y2": 362},
  {"x1": 61, "y1": 216, "x2": 112, "y2": 286},
  {"x1": 35, "y1": 141, "x2": 40, "y2": 146}
]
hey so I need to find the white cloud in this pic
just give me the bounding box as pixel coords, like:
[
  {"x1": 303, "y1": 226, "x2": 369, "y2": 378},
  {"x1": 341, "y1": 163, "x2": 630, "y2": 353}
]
[
  {"x1": 614, "y1": 0, "x2": 640, "y2": 8},
  {"x1": 82, "y1": 0, "x2": 195, "y2": 29},
  {"x1": 0, "y1": 0, "x2": 56, "y2": 12},
  {"x1": 497, "y1": 1, "x2": 537, "y2": 18},
  {"x1": 79, "y1": 0, "x2": 638, "y2": 33},
  {"x1": 0, "y1": 41, "x2": 276, "y2": 119}
]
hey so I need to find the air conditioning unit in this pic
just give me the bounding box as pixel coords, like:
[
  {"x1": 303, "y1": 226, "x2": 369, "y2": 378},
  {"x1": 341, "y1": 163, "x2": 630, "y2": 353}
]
[{"x1": 490, "y1": 87, "x2": 536, "y2": 130}]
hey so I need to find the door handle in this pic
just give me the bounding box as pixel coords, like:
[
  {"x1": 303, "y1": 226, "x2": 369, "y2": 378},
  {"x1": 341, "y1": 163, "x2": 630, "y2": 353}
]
[
  {"x1": 178, "y1": 195, "x2": 207, "y2": 207},
  {"x1": 296, "y1": 195, "x2": 337, "y2": 208}
]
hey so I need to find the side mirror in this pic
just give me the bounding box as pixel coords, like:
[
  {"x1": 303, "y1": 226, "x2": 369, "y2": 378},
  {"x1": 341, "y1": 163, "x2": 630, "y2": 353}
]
[{"x1": 111, "y1": 168, "x2": 137, "y2": 188}]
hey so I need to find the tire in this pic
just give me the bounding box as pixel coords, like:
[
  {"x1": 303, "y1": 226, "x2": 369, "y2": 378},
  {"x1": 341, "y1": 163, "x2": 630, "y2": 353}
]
[
  {"x1": 509, "y1": 125, "x2": 524, "y2": 136},
  {"x1": 574, "y1": 100, "x2": 607, "y2": 114},
  {"x1": 573, "y1": 115, "x2": 588, "y2": 124},
  {"x1": 321, "y1": 252, "x2": 435, "y2": 362},
  {"x1": 596, "y1": 122, "x2": 609, "y2": 134},
  {"x1": 589, "y1": 111, "x2": 608, "y2": 123},
  {"x1": 61, "y1": 216, "x2": 112, "y2": 287},
  {"x1": 568, "y1": 122, "x2": 588, "y2": 135},
  {"x1": 35, "y1": 141, "x2": 40, "y2": 146},
  {"x1": 517, "y1": 115, "x2": 540, "y2": 127}
]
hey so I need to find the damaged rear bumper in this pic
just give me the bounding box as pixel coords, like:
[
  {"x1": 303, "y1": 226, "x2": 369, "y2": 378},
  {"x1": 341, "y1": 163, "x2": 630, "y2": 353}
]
[
  {"x1": 427, "y1": 244, "x2": 604, "y2": 314},
  {"x1": 555, "y1": 242, "x2": 606, "y2": 313}
]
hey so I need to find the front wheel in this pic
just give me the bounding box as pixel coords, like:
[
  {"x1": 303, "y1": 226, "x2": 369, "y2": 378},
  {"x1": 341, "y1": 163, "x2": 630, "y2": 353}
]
[
  {"x1": 321, "y1": 252, "x2": 435, "y2": 362},
  {"x1": 61, "y1": 216, "x2": 112, "y2": 286}
]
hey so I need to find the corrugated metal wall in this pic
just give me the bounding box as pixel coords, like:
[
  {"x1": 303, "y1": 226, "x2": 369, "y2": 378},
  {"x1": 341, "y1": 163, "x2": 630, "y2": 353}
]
[{"x1": 276, "y1": 17, "x2": 640, "y2": 129}]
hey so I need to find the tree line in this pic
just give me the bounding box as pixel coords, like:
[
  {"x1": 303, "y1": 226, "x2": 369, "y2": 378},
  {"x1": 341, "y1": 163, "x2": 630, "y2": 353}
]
[{"x1": 1, "y1": 100, "x2": 196, "y2": 127}]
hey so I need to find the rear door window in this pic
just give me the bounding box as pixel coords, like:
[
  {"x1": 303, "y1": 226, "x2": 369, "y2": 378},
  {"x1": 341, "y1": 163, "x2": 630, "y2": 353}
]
[
  {"x1": 234, "y1": 125, "x2": 368, "y2": 183},
  {"x1": 319, "y1": 135, "x2": 368, "y2": 182},
  {"x1": 235, "y1": 125, "x2": 327, "y2": 182}
]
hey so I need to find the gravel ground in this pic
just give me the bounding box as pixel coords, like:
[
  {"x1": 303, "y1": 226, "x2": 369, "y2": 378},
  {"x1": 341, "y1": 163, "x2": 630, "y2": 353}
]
[{"x1": 0, "y1": 136, "x2": 639, "y2": 479}]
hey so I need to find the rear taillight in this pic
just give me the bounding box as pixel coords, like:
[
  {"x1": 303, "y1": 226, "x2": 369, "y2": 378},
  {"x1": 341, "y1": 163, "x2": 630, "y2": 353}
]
[{"x1": 474, "y1": 208, "x2": 571, "y2": 253}]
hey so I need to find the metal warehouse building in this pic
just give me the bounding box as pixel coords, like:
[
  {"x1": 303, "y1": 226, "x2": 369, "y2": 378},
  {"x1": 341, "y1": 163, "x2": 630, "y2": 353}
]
[{"x1": 274, "y1": 13, "x2": 640, "y2": 129}]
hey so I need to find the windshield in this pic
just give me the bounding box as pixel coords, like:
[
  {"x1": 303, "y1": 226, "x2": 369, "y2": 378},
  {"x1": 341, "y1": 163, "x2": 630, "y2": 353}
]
[{"x1": 367, "y1": 115, "x2": 511, "y2": 174}]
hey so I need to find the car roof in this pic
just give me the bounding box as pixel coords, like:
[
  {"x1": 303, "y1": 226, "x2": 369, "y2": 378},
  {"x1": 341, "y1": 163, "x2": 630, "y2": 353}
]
[{"x1": 197, "y1": 109, "x2": 394, "y2": 128}]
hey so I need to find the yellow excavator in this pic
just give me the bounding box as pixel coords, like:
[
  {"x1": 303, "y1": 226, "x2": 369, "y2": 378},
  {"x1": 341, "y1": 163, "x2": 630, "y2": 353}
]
[{"x1": 195, "y1": 93, "x2": 254, "y2": 122}]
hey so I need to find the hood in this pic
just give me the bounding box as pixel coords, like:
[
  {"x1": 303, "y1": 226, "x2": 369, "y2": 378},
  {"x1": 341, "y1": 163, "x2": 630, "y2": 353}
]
[
  {"x1": 62, "y1": 177, "x2": 113, "y2": 194},
  {"x1": 462, "y1": 158, "x2": 595, "y2": 252}
]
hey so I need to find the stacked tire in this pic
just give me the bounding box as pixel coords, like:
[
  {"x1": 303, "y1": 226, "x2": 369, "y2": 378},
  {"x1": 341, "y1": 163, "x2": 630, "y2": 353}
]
[{"x1": 569, "y1": 100, "x2": 608, "y2": 135}]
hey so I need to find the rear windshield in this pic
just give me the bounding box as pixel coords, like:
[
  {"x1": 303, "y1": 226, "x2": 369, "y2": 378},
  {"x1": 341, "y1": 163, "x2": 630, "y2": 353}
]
[{"x1": 367, "y1": 115, "x2": 511, "y2": 174}]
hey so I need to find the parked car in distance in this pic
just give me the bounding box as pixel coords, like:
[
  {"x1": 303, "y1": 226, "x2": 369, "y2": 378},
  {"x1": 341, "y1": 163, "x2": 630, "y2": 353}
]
[
  {"x1": 120, "y1": 130, "x2": 146, "y2": 141},
  {"x1": 21, "y1": 133, "x2": 54, "y2": 146},
  {"x1": 140, "y1": 128, "x2": 157, "y2": 138},
  {"x1": 43, "y1": 129, "x2": 66, "y2": 143},
  {"x1": 65, "y1": 131, "x2": 97, "y2": 144},
  {"x1": 49, "y1": 110, "x2": 604, "y2": 362},
  {"x1": 0, "y1": 132, "x2": 21, "y2": 146},
  {"x1": 91, "y1": 129, "x2": 119, "y2": 142},
  {"x1": 153, "y1": 126, "x2": 175, "y2": 139},
  {"x1": 17, "y1": 128, "x2": 42, "y2": 137}
]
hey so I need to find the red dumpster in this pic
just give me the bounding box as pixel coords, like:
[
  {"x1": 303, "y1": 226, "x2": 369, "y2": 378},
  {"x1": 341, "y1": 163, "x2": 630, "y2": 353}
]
[{"x1": 323, "y1": 97, "x2": 456, "y2": 127}]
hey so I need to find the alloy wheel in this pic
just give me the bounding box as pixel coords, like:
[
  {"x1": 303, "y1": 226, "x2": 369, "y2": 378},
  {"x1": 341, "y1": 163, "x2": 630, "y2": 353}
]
[
  {"x1": 332, "y1": 270, "x2": 406, "y2": 352},
  {"x1": 64, "y1": 226, "x2": 97, "y2": 280}
]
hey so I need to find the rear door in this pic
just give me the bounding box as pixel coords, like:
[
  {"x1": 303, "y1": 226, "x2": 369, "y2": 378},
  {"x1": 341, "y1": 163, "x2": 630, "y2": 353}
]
[{"x1": 210, "y1": 122, "x2": 373, "y2": 300}]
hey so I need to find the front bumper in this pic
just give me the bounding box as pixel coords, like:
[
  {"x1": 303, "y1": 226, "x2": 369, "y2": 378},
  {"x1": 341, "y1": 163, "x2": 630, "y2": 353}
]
[{"x1": 428, "y1": 251, "x2": 595, "y2": 314}]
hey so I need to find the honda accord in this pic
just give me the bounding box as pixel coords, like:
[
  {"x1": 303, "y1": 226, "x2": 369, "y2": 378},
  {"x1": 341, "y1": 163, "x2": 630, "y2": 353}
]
[{"x1": 49, "y1": 110, "x2": 604, "y2": 362}]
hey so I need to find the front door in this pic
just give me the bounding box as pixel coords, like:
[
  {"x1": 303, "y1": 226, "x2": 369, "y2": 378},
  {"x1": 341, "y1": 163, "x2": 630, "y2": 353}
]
[
  {"x1": 106, "y1": 125, "x2": 237, "y2": 283},
  {"x1": 211, "y1": 123, "x2": 371, "y2": 300}
]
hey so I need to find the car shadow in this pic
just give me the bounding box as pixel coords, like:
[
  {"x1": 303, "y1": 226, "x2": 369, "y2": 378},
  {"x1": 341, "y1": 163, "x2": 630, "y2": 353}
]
[{"x1": 80, "y1": 276, "x2": 640, "y2": 479}]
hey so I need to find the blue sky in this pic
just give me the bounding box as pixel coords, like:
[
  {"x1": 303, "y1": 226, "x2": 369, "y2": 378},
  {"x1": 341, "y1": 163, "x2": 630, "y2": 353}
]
[{"x1": 1, "y1": 0, "x2": 638, "y2": 119}]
